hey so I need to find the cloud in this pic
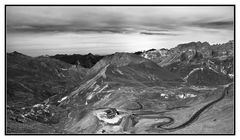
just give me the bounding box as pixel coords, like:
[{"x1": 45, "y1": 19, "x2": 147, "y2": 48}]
[
  {"x1": 6, "y1": 6, "x2": 234, "y2": 33},
  {"x1": 191, "y1": 20, "x2": 234, "y2": 30},
  {"x1": 140, "y1": 32, "x2": 179, "y2": 36}
]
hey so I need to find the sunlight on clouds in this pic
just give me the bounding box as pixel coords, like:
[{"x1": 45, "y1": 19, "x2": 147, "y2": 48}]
[{"x1": 6, "y1": 28, "x2": 233, "y2": 56}]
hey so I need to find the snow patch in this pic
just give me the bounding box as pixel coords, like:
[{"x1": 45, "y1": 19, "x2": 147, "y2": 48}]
[
  {"x1": 86, "y1": 84, "x2": 109, "y2": 101},
  {"x1": 93, "y1": 85, "x2": 100, "y2": 91},
  {"x1": 208, "y1": 67, "x2": 219, "y2": 73},
  {"x1": 58, "y1": 96, "x2": 68, "y2": 103},
  {"x1": 97, "y1": 84, "x2": 109, "y2": 93},
  {"x1": 87, "y1": 93, "x2": 94, "y2": 100},
  {"x1": 221, "y1": 68, "x2": 227, "y2": 75},
  {"x1": 60, "y1": 68, "x2": 68, "y2": 71},
  {"x1": 116, "y1": 69, "x2": 124, "y2": 75},
  {"x1": 160, "y1": 93, "x2": 169, "y2": 99},
  {"x1": 176, "y1": 93, "x2": 197, "y2": 99},
  {"x1": 184, "y1": 67, "x2": 203, "y2": 81},
  {"x1": 33, "y1": 104, "x2": 43, "y2": 108},
  {"x1": 228, "y1": 73, "x2": 234, "y2": 78},
  {"x1": 100, "y1": 64, "x2": 109, "y2": 79}
]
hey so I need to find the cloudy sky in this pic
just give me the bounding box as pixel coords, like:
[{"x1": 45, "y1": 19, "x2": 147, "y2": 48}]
[{"x1": 6, "y1": 6, "x2": 234, "y2": 56}]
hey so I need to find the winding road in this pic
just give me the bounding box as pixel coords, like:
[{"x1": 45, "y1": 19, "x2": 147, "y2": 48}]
[
  {"x1": 131, "y1": 83, "x2": 232, "y2": 133},
  {"x1": 91, "y1": 84, "x2": 232, "y2": 133}
]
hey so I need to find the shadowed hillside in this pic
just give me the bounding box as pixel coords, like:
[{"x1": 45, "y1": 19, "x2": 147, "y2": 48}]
[{"x1": 51, "y1": 53, "x2": 105, "y2": 68}]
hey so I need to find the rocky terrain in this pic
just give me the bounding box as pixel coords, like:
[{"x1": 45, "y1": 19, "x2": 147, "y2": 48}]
[
  {"x1": 136, "y1": 40, "x2": 234, "y2": 86},
  {"x1": 6, "y1": 41, "x2": 234, "y2": 134}
]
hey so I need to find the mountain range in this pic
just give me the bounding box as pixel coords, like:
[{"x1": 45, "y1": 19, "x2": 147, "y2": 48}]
[{"x1": 6, "y1": 40, "x2": 234, "y2": 134}]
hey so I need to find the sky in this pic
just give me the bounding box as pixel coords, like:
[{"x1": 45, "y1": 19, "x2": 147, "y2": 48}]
[{"x1": 6, "y1": 6, "x2": 234, "y2": 56}]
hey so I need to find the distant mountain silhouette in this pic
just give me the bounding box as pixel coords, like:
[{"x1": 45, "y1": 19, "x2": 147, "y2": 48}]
[{"x1": 51, "y1": 53, "x2": 105, "y2": 68}]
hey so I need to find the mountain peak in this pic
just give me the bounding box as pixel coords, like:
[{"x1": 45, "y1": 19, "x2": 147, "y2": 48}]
[
  {"x1": 146, "y1": 48, "x2": 156, "y2": 53},
  {"x1": 88, "y1": 52, "x2": 149, "y2": 74},
  {"x1": 8, "y1": 51, "x2": 24, "y2": 56},
  {"x1": 176, "y1": 41, "x2": 210, "y2": 51},
  {"x1": 105, "y1": 52, "x2": 148, "y2": 66},
  {"x1": 7, "y1": 51, "x2": 30, "y2": 58},
  {"x1": 87, "y1": 53, "x2": 93, "y2": 56}
]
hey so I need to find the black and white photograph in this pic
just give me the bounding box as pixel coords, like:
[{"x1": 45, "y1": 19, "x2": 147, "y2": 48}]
[{"x1": 5, "y1": 5, "x2": 235, "y2": 134}]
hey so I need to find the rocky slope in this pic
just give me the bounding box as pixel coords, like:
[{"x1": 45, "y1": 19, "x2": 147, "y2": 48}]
[
  {"x1": 136, "y1": 40, "x2": 234, "y2": 86},
  {"x1": 7, "y1": 51, "x2": 88, "y2": 107},
  {"x1": 6, "y1": 51, "x2": 88, "y2": 131}
]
